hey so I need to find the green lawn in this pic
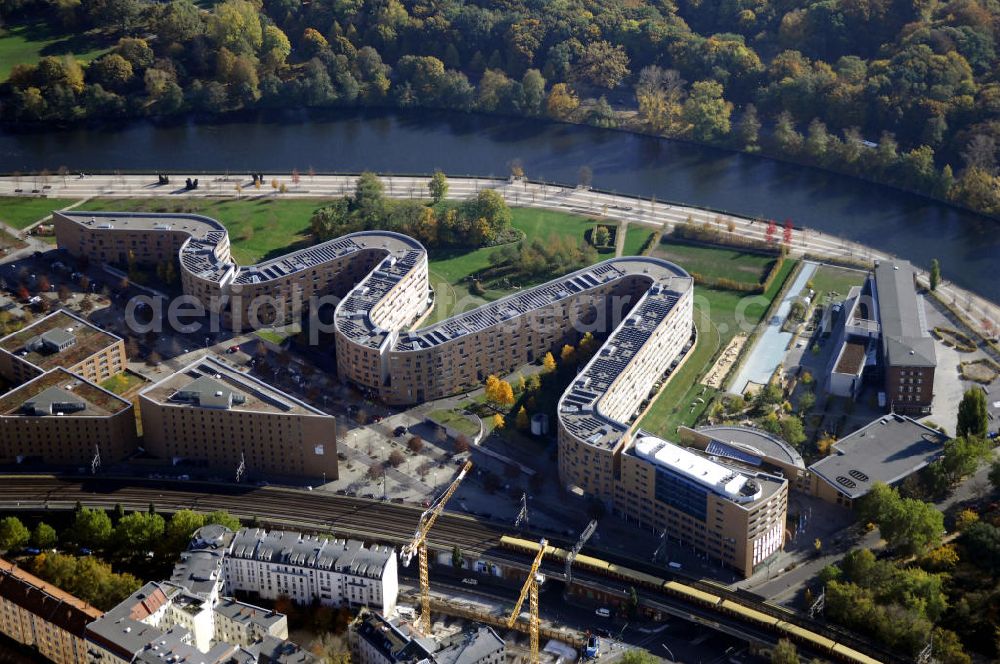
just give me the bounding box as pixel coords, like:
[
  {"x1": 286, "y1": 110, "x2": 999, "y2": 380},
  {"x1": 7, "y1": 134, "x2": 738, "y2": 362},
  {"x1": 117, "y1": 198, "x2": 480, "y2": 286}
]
[
  {"x1": 652, "y1": 240, "x2": 776, "y2": 285},
  {"x1": 0, "y1": 197, "x2": 81, "y2": 229},
  {"x1": 808, "y1": 264, "x2": 868, "y2": 304},
  {"x1": 622, "y1": 227, "x2": 653, "y2": 256},
  {"x1": 79, "y1": 197, "x2": 328, "y2": 265},
  {"x1": 422, "y1": 207, "x2": 605, "y2": 323},
  {"x1": 639, "y1": 258, "x2": 799, "y2": 439},
  {"x1": 428, "y1": 408, "x2": 480, "y2": 438},
  {"x1": 0, "y1": 21, "x2": 110, "y2": 81}
]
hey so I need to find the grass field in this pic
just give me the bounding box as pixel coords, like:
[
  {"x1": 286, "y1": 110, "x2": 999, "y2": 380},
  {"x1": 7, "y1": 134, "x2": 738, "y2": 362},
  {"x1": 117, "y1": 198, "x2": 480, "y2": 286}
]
[
  {"x1": 809, "y1": 264, "x2": 868, "y2": 303},
  {"x1": 428, "y1": 408, "x2": 480, "y2": 438},
  {"x1": 0, "y1": 197, "x2": 81, "y2": 229},
  {"x1": 622, "y1": 227, "x2": 653, "y2": 256},
  {"x1": 653, "y1": 240, "x2": 776, "y2": 285},
  {"x1": 0, "y1": 21, "x2": 110, "y2": 81},
  {"x1": 422, "y1": 207, "x2": 607, "y2": 323},
  {"x1": 79, "y1": 197, "x2": 325, "y2": 264}
]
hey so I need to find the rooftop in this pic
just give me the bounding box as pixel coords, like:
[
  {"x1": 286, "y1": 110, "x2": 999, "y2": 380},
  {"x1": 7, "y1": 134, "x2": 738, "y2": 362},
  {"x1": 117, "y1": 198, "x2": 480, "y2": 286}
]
[
  {"x1": 691, "y1": 425, "x2": 805, "y2": 468},
  {"x1": 141, "y1": 355, "x2": 329, "y2": 417},
  {"x1": 214, "y1": 599, "x2": 284, "y2": 630},
  {"x1": 228, "y1": 529, "x2": 393, "y2": 579},
  {"x1": 834, "y1": 341, "x2": 867, "y2": 375},
  {"x1": 0, "y1": 557, "x2": 102, "y2": 637},
  {"x1": 873, "y1": 261, "x2": 936, "y2": 368},
  {"x1": 808, "y1": 413, "x2": 948, "y2": 499},
  {"x1": 435, "y1": 627, "x2": 504, "y2": 664},
  {"x1": 556, "y1": 261, "x2": 693, "y2": 451},
  {"x1": 632, "y1": 435, "x2": 765, "y2": 503},
  {"x1": 354, "y1": 611, "x2": 433, "y2": 664},
  {"x1": 0, "y1": 309, "x2": 121, "y2": 373},
  {"x1": 58, "y1": 211, "x2": 236, "y2": 284},
  {"x1": 0, "y1": 368, "x2": 131, "y2": 417},
  {"x1": 86, "y1": 582, "x2": 176, "y2": 659}
]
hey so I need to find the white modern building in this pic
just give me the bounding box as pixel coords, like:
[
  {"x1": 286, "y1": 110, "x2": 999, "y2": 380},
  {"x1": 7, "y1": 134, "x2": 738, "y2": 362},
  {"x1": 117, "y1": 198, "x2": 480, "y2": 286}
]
[{"x1": 225, "y1": 528, "x2": 398, "y2": 616}]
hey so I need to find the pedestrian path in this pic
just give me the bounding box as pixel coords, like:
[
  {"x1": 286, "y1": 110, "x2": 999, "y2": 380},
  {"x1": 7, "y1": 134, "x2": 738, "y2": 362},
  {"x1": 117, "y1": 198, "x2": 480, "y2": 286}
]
[{"x1": 728, "y1": 262, "x2": 818, "y2": 394}]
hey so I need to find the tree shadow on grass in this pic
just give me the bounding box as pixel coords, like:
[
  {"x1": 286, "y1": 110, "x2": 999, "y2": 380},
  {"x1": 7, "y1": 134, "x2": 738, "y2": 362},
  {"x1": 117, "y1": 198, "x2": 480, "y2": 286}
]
[{"x1": 37, "y1": 28, "x2": 114, "y2": 58}]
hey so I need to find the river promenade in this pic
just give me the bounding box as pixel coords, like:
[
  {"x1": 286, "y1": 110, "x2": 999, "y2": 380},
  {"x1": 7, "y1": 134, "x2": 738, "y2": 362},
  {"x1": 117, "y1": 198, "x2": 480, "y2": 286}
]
[{"x1": 2, "y1": 172, "x2": 996, "y2": 337}]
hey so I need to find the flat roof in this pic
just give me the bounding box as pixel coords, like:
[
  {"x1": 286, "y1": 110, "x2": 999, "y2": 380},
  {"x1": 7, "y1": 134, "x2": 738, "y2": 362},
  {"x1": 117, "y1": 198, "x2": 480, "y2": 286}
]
[
  {"x1": 0, "y1": 309, "x2": 121, "y2": 372},
  {"x1": 140, "y1": 355, "x2": 329, "y2": 417},
  {"x1": 0, "y1": 368, "x2": 131, "y2": 416},
  {"x1": 874, "y1": 261, "x2": 936, "y2": 368},
  {"x1": 692, "y1": 425, "x2": 804, "y2": 468},
  {"x1": 808, "y1": 413, "x2": 947, "y2": 499},
  {"x1": 633, "y1": 435, "x2": 765, "y2": 503}
]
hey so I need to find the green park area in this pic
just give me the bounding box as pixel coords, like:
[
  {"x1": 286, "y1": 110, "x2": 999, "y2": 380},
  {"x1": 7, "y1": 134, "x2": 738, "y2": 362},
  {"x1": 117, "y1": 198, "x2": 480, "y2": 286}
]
[
  {"x1": 80, "y1": 197, "x2": 325, "y2": 265},
  {"x1": 809, "y1": 264, "x2": 868, "y2": 304},
  {"x1": 0, "y1": 21, "x2": 110, "y2": 81},
  {"x1": 0, "y1": 196, "x2": 81, "y2": 229},
  {"x1": 652, "y1": 241, "x2": 776, "y2": 285},
  {"x1": 639, "y1": 256, "x2": 797, "y2": 438},
  {"x1": 428, "y1": 408, "x2": 480, "y2": 438}
]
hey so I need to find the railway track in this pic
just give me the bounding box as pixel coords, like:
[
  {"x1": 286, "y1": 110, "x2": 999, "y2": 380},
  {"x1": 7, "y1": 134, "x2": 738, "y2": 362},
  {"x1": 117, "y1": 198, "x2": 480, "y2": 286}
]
[
  {"x1": 0, "y1": 476, "x2": 505, "y2": 553},
  {"x1": 0, "y1": 476, "x2": 899, "y2": 663}
]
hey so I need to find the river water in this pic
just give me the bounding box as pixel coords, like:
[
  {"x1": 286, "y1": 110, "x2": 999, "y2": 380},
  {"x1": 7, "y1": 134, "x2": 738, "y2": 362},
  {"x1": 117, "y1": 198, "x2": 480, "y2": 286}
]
[{"x1": 1, "y1": 108, "x2": 996, "y2": 301}]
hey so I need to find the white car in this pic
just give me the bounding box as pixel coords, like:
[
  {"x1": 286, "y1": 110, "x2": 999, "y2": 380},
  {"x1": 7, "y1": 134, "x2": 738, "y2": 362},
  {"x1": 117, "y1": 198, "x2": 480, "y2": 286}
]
[
  {"x1": 461, "y1": 578, "x2": 478, "y2": 586},
  {"x1": 595, "y1": 607, "x2": 611, "y2": 618}
]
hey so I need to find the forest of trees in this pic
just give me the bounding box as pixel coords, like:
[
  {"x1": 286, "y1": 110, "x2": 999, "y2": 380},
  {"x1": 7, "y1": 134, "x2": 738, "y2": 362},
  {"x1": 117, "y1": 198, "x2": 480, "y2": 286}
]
[{"x1": 1, "y1": 0, "x2": 999, "y2": 217}]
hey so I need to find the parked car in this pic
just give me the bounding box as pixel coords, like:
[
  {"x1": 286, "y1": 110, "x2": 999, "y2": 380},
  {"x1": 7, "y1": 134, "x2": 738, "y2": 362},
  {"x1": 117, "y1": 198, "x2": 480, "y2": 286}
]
[
  {"x1": 585, "y1": 635, "x2": 600, "y2": 658},
  {"x1": 461, "y1": 578, "x2": 478, "y2": 586},
  {"x1": 227, "y1": 345, "x2": 240, "y2": 353},
  {"x1": 79, "y1": 548, "x2": 92, "y2": 556},
  {"x1": 24, "y1": 547, "x2": 40, "y2": 555},
  {"x1": 595, "y1": 607, "x2": 611, "y2": 618},
  {"x1": 393, "y1": 425, "x2": 407, "y2": 437}
]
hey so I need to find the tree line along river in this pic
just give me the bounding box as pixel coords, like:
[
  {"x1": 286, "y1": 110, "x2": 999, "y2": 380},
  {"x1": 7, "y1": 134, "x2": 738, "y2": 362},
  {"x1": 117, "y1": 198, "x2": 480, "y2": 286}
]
[{"x1": 0, "y1": 107, "x2": 996, "y2": 302}]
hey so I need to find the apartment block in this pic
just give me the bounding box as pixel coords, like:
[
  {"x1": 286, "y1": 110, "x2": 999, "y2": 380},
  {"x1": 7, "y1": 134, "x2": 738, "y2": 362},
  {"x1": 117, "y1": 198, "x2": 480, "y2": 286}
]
[
  {"x1": 139, "y1": 355, "x2": 337, "y2": 480},
  {"x1": 0, "y1": 309, "x2": 126, "y2": 386},
  {"x1": 0, "y1": 368, "x2": 137, "y2": 467},
  {"x1": 0, "y1": 558, "x2": 103, "y2": 664},
  {"x1": 225, "y1": 528, "x2": 398, "y2": 617}
]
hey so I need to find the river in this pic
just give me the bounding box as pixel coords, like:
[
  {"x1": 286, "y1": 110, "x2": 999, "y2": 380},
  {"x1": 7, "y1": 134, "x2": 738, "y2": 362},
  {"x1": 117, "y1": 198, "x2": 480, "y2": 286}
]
[{"x1": 0, "y1": 108, "x2": 996, "y2": 301}]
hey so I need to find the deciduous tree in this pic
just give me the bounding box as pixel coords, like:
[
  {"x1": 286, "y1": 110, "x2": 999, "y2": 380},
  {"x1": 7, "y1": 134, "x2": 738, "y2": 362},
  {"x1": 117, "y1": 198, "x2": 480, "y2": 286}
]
[
  {"x1": 956, "y1": 388, "x2": 988, "y2": 438},
  {"x1": 0, "y1": 517, "x2": 29, "y2": 551}
]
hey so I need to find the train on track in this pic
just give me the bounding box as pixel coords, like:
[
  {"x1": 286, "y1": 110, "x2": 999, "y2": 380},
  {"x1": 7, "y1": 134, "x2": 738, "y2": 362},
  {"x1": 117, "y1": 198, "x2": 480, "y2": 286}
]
[{"x1": 500, "y1": 536, "x2": 884, "y2": 664}]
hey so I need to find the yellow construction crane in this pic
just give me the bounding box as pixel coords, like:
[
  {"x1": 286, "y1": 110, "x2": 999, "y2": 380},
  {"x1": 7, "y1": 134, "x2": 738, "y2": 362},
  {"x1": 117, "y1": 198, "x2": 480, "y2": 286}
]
[
  {"x1": 505, "y1": 538, "x2": 548, "y2": 664},
  {"x1": 400, "y1": 459, "x2": 473, "y2": 634}
]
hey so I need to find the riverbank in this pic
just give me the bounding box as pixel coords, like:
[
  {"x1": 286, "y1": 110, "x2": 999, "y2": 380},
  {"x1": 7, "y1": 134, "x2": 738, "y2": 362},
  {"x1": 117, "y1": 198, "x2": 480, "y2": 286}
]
[{"x1": 1, "y1": 172, "x2": 996, "y2": 340}]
